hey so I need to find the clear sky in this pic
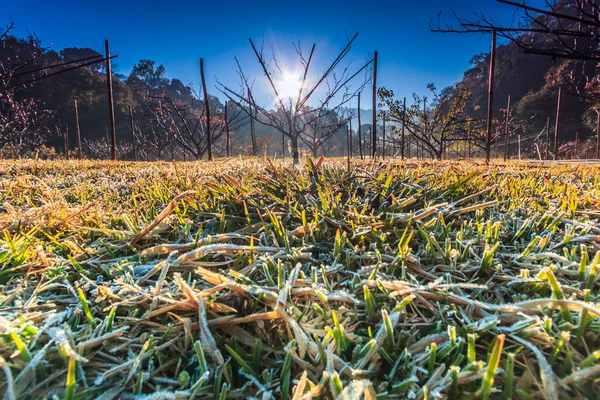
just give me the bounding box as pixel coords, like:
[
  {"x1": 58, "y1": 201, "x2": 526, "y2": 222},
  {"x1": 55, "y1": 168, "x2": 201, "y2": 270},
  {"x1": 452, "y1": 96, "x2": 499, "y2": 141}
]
[{"x1": 4, "y1": 0, "x2": 539, "y2": 107}]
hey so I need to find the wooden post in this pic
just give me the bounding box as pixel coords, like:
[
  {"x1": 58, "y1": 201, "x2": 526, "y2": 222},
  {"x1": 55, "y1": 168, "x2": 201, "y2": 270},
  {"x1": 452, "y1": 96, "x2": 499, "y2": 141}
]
[
  {"x1": 401, "y1": 97, "x2": 406, "y2": 160},
  {"x1": 74, "y1": 100, "x2": 82, "y2": 159},
  {"x1": 200, "y1": 58, "x2": 211, "y2": 161},
  {"x1": 64, "y1": 124, "x2": 69, "y2": 159},
  {"x1": 371, "y1": 51, "x2": 378, "y2": 159},
  {"x1": 128, "y1": 105, "x2": 137, "y2": 161},
  {"x1": 104, "y1": 40, "x2": 117, "y2": 161},
  {"x1": 575, "y1": 131, "x2": 579, "y2": 159},
  {"x1": 423, "y1": 96, "x2": 427, "y2": 151},
  {"x1": 349, "y1": 118, "x2": 353, "y2": 158},
  {"x1": 382, "y1": 111, "x2": 386, "y2": 160},
  {"x1": 518, "y1": 134, "x2": 521, "y2": 160},
  {"x1": 545, "y1": 117, "x2": 550, "y2": 160},
  {"x1": 554, "y1": 87, "x2": 562, "y2": 160},
  {"x1": 282, "y1": 133, "x2": 285, "y2": 158},
  {"x1": 358, "y1": 92, "x2": 363, "y2": 159},
  {"x1": 596, "y1": 112, "x2": 600, "y2": 159},
  {"x1": 485, "y1": 30, "x2": 497, "y2": 164},
  {"x1": 503, "y1": 95, "x2": 510, "y2": 162},
  {"x1": 225, "y1": 101, "x2": 230, "y2": 157},
  {"x1": 346, "y1": 122, "x2": 351, "y2": 169},
  {"x1": 468, "y1": 139, "x2": 472, "y2": 159},
  {"x1": 248, "y1": 89, "x2": 257, "y2": 156}
]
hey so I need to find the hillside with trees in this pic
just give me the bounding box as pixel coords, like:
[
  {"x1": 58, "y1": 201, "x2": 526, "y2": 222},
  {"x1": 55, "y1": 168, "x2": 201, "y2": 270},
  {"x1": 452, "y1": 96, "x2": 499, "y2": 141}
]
[
  {"x1": 439, "y1": 0, "x2": 600, "y2": 155},
  {"x1": 3, "y1": 0, "x2": 600, "y2": 160}
]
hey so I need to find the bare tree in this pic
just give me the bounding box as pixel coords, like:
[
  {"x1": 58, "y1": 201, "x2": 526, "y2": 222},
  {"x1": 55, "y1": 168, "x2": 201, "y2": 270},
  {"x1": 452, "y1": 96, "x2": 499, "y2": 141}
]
[
  {"x1": 0, "y1": 19, "x2": 45, "y2": 92},
  {"x1": 143, "y1": 91, "x2": 246, "y2": 160},
  {"x1": 433, "y1": 1, "x2": 600, "y2": 105},
  {"x1": 300, "y1": 107, "x2": 353, "y2": 157},
  {"x1": 219, "y1": 33, "x2": 372, "y2": 163},
  {"x1": 434, "y1": 2, "x2": 600, "y2": 158},
  {"x1": 433, "y1": 1, "x2": 600, "y2": 60},
  {"x1": 379, "y1": 84, "x2": 487, "y2": 160},
  {"x1": 134, "y1": 123, "x2": 173, "y2": 161},
  {"x1": 1, "y1": 20, "x2": 58, "y2": 154},
  {"x1": 84, "y1": 137, "x2": 132, "y2": 160},
  {"x1": 0, "y1": 96, "x2": 58, "y2": 156}
]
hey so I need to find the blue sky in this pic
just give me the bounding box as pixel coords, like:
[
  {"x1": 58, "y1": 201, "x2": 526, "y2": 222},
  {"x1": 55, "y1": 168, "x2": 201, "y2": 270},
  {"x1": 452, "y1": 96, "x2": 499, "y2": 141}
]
[{"x1": 5, "y1": 0, "x2": 541, "y2": 107}]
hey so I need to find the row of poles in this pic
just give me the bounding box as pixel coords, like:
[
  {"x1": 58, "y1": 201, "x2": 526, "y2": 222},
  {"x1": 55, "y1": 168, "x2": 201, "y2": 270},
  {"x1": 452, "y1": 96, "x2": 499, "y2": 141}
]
[
  {"x1": 59, "y1": 34, "x2": 600, "y2": 163},
  {"x1": 57, "y1": 40, "x2": 119, "y2": 161},
  {"x1": 64, "y1": 40, "x2": 216, "y2": 162},
  {"x1": 484, "y1": 31, "x2": 599, "y2": 162},
  {"x1": 365, "y1": 31, "x2": 600, "y2": 163}
]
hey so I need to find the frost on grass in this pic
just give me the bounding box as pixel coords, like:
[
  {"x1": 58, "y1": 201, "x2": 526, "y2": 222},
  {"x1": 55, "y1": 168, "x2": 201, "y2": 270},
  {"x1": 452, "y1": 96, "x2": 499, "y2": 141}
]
[{"x1": 1, "y1": 159, "x2": 600, "y2": 398}]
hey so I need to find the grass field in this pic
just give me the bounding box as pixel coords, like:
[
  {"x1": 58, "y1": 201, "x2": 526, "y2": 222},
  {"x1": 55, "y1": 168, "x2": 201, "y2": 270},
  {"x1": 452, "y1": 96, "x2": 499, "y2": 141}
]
[{"x1": 1, "y1": 158, "x2": 600, "y2": 399}]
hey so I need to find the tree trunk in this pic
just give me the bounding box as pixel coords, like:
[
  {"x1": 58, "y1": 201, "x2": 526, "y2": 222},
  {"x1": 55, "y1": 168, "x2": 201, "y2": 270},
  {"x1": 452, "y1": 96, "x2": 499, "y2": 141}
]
[{"x1": 311, "y1": 146, "x2": 318, "y2": 158}]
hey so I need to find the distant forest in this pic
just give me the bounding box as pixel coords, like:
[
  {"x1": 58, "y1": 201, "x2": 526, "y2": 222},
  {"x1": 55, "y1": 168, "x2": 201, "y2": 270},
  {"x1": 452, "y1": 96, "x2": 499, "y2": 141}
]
[{"x1": 2, "y1": 1, "x2": 600, "y2": 160}]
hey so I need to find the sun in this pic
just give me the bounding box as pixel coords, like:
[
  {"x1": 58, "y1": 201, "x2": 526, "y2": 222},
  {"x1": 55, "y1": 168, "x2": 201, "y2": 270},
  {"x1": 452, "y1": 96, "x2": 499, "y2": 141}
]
[{"x1": 276, "y1": 71, "x2": 303, "y2": 103}]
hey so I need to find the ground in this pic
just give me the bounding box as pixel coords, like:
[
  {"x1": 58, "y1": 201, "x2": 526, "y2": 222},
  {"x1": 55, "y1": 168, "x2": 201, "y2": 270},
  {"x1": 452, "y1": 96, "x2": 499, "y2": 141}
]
[{"x1": 1, "y1": 158, "x2": 600, "y2": 399}]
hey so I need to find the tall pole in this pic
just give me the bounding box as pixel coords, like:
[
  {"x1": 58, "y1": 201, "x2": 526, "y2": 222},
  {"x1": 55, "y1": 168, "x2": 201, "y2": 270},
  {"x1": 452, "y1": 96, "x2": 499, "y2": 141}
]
[
  {"x1": 401, "y1": 97, "x2": 406, "y2": 160},
  {"x1": 575, "y1": 131, "x2": 579, "y2": 159},
  {"x1": 468, "y1": 139, "x2": 472, "y2": 159},
  {"x1": 64, "y1": 124, "x2": 69, "y2": 160},
  {"x1": 346, "y1": 122, "x2": 351, "y2": 168},
  {"x1": 371, "y1": 51, "x2": 378, "y2": 159},
  {"x1": 128, "y1": 105, "x2": 137, "y2": 161},
  {"x1": 74, "y1": 100, "x2": 82, "y2": 160},
  {"x1": 596, "y1": 112, "x2": 600, "y2": 159},
  {"x1": 200, "y1": 58, "x2": 211, "y2": 161},
  {"x1": 248, "y1": 89, "x2": 257, "y2": 156},
  {"x1": 225, "y1": 101, "x2": 230, "y2": 157},
  {"x1": 382, "y1": 111, "x2": 386, "y2": 160},
  {"x1": 545, "y1": 117, "x2": 550, "y2": 160},
  {"x1": 485, "y1": 30, "x2": 497, "y2": 164},
  {"x1": 358, "y1": 92, "x2": 363, "y2": 159},
  {"x1": 503, "y1": 95, "x2": 510, "y2": 161},
  {"x1": 554, "y1": 86, "x2": 562, "y2": 160},
  {"x1": 349, "y1": 118, "x2": 353, "y2": 158},
  {"x1": 104, "y1": 40, "x2": 117, "y2": 161}
]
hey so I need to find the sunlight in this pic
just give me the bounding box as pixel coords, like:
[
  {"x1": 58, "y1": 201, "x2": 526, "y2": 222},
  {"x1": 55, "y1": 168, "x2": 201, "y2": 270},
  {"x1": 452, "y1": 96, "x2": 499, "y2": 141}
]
[{"x1": 276, "y1": 71, "x2": 303, "y2": 103}]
